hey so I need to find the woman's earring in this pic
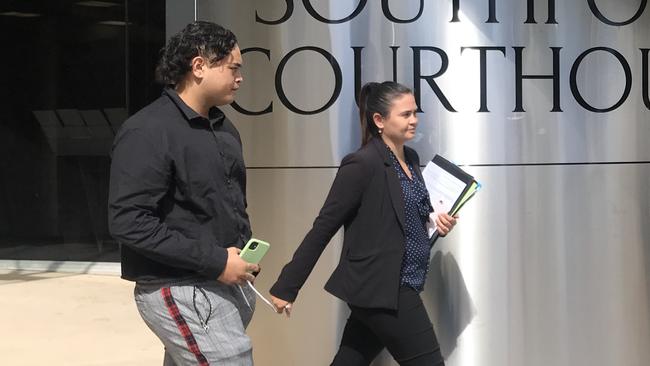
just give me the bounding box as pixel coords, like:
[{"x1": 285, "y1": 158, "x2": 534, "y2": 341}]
[{"x1": 378, "y1": 128, "x2": 383, "y2": 134}]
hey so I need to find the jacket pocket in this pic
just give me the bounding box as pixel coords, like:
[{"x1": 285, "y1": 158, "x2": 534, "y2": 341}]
[
  {"x1": 345, "y1": 250, "x2": 377, "y2": 262},
  {"x1": 346, "y1": 252, "x2": 376, "y2": 262}
]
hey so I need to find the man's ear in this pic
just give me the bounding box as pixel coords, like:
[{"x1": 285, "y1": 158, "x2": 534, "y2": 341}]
[
  {"x1": 189, "y1": 56, "x2": 206, "y2": 78},
  {"x1": 372, "y1": 112, "x2": 384, "y2": 130}
]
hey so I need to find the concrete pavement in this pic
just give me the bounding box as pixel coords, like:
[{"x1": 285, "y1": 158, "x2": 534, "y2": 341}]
[{"x1": 0, "y1": 269, "x2": 162, "y2": 366}]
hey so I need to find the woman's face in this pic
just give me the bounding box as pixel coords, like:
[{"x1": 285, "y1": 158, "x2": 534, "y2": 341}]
[{"x1": 373, "y1": 93, "x2": 418, "y2": 145}]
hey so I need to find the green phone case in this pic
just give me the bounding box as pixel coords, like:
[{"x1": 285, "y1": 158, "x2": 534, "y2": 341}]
[{"x1": 240, "y1": 238, "x2": 270, "y2": 264}]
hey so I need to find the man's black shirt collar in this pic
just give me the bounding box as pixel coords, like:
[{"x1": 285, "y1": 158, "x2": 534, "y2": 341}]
[{"x1": 163, "y1": 87, "x2": 226, "y2": 127}]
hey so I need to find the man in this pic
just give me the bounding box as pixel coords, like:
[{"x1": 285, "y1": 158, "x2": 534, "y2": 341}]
[{"x1": 108, "y1": 21, "x2": 258, "y2": 365}]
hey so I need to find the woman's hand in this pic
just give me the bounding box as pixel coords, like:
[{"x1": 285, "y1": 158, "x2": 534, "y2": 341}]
[
  {"x1": 270, "y1": 295, "x2": 293, "y2": 318},
  {"x1": 435, "y1": 213, "x2": 458, "y2": 236}
]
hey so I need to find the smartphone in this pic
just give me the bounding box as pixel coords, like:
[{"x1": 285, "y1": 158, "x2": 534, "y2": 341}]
[{"x1": 239, "y1": 238, "x2": 270, "y2": 264}]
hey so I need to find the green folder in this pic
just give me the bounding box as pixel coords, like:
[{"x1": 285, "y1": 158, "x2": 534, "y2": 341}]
[{"x1": 451, "y1": 181, "x2": 480, "y2": 216}]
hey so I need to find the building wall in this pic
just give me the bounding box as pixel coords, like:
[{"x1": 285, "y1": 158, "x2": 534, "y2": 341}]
[{"x1": 196, "y1": 1, "x2": 650, "y2": 365}]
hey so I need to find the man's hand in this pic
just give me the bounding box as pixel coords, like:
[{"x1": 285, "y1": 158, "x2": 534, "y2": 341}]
[
  {"x1": 270, "y1": 295, "x2": 293, "y2": 318},
  {"x1": 435, "y1": 213, "x2": 459, "y2": 236},
  {"x1": 217, "y1": 247, "x2": 260, "y2": 285}
]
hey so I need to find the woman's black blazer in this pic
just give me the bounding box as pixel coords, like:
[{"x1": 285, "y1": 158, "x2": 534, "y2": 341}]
[{"x1": 270, "y1": 137, "x2": 426, "y2": 310}]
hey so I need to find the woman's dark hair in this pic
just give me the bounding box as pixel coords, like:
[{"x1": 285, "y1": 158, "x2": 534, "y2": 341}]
[
  {"x1": 155, "y1": 21, "x2": 238, "y2": 86},
  {"x1": 358, "y1": 81, "x2": 413, "y2": 146}
]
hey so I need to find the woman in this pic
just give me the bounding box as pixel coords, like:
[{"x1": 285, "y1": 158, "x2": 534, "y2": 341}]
[{"x1": 269, "y1": 81, "x2": 457, "y2": 366}]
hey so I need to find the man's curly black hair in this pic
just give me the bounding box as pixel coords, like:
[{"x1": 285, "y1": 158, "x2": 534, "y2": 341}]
[{"x1": 155, "y1": 21, "x2": 238, "y2": 86}]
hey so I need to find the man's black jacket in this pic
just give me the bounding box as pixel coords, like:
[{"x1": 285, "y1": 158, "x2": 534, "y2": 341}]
[{"x1": 108, "y1": 89, "x2": 251, "y2": 282}]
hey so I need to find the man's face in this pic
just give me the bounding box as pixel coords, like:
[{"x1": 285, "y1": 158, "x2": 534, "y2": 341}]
[{"x1": 203, "y1": 45, "x2": 243, "y2": 106}]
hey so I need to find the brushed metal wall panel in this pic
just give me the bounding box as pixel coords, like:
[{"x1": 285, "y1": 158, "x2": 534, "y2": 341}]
[
  {"x1": 242, "y1": 163, "x2": 650, "y2": 366},
  {"x1": 245, "y1": 168, "x2": 348, "y2": 365},
  {"x1": 182, "y1": 2, "x2": 650, "y2": 366},
  {"x1": 371, "y1": 163, "x2": 650, "y2": 366},
  {"x1": 198, "y1": 0, "x2": 650, "y2": 167}
]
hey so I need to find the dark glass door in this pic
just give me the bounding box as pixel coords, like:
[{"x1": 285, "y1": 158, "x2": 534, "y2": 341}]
[{"x1": 0, "y1": 0, "x2": 165, "y2": 262}]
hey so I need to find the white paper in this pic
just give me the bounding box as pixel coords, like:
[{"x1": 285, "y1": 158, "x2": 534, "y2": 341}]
[
  {"x1": 422, "y1": 160, "x2": 467, "y2": 215},
  {"x1": 422, "y1": 161, "x2": 467, "y2": 237}
]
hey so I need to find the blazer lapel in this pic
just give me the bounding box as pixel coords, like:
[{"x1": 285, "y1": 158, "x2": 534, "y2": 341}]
[{"x1": 371, "y1": 138, "x2": 405, "y2": 232}]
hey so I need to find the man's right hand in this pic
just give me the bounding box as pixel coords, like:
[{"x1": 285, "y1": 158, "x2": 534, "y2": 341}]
[{"x1": 217, "y1": 247, "x2": 260, "y2": 285}]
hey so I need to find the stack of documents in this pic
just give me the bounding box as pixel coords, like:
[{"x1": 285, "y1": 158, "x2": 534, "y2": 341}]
[{"x1": 422, "y1": 154, "x2": 481, "y2": 244}]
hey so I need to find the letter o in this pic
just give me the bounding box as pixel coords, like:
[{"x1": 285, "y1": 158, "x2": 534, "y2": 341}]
[
  {"x1": 275, "y1": 47, "x2": 343, "y2": 115},
  {"x1": 570, "y1": 47, "x2": 632, "y2": 113}
]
